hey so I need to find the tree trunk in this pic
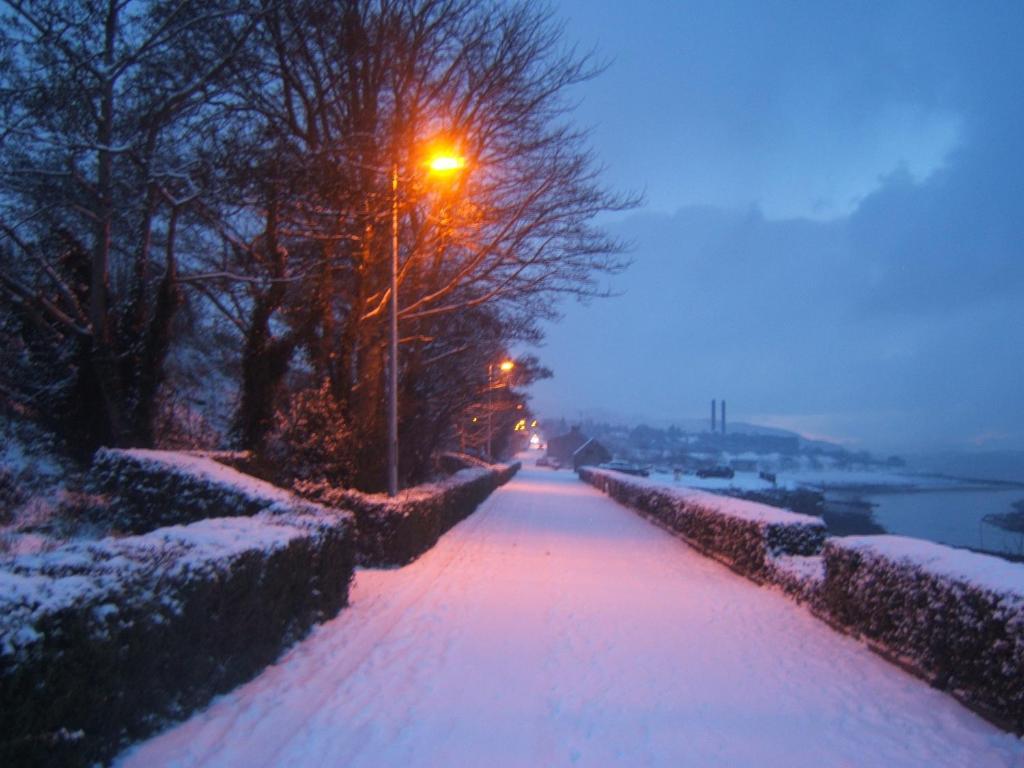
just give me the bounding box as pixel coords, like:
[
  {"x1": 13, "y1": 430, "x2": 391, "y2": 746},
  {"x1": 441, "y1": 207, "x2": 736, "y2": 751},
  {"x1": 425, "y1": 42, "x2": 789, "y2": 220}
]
[
  {"x1": 89, "y1": 0, "x2": 126, "y2": 447},
  {"x1": 127, "y1": 208, "x2": 182, "y2": 446}
]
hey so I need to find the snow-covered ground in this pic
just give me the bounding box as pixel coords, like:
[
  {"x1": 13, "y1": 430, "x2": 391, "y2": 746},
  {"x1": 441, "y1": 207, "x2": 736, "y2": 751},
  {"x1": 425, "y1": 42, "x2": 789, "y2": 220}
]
[
  {"x1": 118, "y1": 463, "x2": 1024, "y2": 767},
  {"x1": 0, "y1": 418, "x2": 98, "y2": 557},
  {"x1": 641, "y1": 466, "x2": 1024, "y2": 555},
  {"x1": 646, "y1": 468, "x2": 966, "y2": 494}
]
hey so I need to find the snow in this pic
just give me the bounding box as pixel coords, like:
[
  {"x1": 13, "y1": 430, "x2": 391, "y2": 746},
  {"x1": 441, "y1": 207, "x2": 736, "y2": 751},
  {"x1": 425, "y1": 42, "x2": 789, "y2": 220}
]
[
  {"x1": 770, "y1": 553, "x2": 826, "y2": 585},
  {"x1": 647, "y1": 468, "x2": 964, "y2": 494},
  {"x1": 786, "y1": 470, "x2": 962, "y2": 490},
  {"x1": 118, "y1": 464, "x2": 1024, "y2": 767},
  {"x1": 588, "y1": 467, "x2": 824, "y2": 528},
  {"x1": 340, "y1": 467, "x2": 493, "y2": 510},
  {"x1": 0, "y1": 514, "x2": 323, "y2": 655},
  {"x1": 111, "y1": 449, "x2": 298, "y2": 505},
  {"x1": 648, "y1": 470, "x2": 777, "y2": 493},
  {"x1": 1, "y1": 418, "x2": 81, "y2": 556},
  {"x1": 835, "y1": 535, "x2": 1024, "y2": 598},
  {"x1": 152, "y1": 516, "x2": 309, "y2": 566},
  {"x1": 0, "y1": 421, "x2": 63, "y2": 482},
  {"x1": 1, "y1": 532, "x2": 54, "y2": 556}
]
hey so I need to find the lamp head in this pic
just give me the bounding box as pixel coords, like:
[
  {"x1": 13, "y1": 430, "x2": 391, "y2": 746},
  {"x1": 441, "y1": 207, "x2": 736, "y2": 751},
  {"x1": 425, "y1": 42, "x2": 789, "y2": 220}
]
[{"x1": 427, "y1": 152, "x2": 466, "y2": 174}]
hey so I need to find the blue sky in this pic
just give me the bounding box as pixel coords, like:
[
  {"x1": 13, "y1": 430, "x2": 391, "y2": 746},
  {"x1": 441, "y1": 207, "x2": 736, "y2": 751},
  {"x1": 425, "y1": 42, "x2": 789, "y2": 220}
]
[{"x1": 530, "y1": 0, "x2": 1024, "y2": 453}]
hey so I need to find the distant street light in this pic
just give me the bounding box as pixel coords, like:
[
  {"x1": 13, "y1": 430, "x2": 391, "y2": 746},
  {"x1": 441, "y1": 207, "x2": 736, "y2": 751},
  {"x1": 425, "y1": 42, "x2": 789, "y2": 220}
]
[
  {"x1": 387, "y1": 144, "x2": 467, "y2": 496},
  {"x1": 486, "y1": 359, "x2": 514, "y2": 461}
]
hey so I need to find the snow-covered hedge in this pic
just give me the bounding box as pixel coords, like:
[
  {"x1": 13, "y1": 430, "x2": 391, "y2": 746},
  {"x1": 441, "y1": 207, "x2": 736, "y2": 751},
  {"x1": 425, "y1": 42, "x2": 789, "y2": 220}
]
[
  {"x1": 0, "y1": 507, "x2": 355, "y2": 767},
  {"x1": 298, "y1": 461, "x2": 520, "y2": 566},
  {"x1": 436, "y1": 451, "x2": 492, "y2": 475},
  {"x1": 765, "y1": 553, "x2": 827, "y2": 605},
  {"x1": 822, "y1": 536, "x2": 1024, "y2": 732},
  {"x1": 579, "y1": 467, "x2": 826, "y2": 581},
  {"x1": 89, "y1": 448, "x2": 325, "y2": 533}
]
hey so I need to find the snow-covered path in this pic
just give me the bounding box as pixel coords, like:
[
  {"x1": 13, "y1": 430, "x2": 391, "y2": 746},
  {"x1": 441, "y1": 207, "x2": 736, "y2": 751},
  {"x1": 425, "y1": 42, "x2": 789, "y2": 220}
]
[{"x1": 119, "y1": 464, "x2": 1024, "y2": 767}]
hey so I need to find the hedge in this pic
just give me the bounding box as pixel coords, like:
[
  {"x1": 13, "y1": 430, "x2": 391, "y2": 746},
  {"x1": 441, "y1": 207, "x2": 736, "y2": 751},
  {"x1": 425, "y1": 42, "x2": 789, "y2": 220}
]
[
  {"x1": 579, "y1": 466, "x2": 826, "y2": 581},
  {"x1": 88, "y1": 448, "x2": 326, "y2": 534},
  {"x1": 0, "y1": 505, "x2": 354, "y2": 768},
  {"x1": 822, "y1": 536, "x2": 1024, "y2": 732},
  {"x1": 298, "y1": 461, "x2": 520, "y2": 567},
  {"x1": 1, "y1": 452, "x2": 518, "y2": 765},
  {"x1": 581, "y1": 467, "x2": 1024, "y2": 734}
]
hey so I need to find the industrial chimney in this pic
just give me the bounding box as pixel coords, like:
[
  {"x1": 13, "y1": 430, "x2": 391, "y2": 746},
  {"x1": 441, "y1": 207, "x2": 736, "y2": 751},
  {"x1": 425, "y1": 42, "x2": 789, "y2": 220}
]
[
  {"x1": 721, "y1": 400, "x2": 727, "y2": 435},
  {"x1": 711, "y1": 399, "x2": 717, "y2": 433}
]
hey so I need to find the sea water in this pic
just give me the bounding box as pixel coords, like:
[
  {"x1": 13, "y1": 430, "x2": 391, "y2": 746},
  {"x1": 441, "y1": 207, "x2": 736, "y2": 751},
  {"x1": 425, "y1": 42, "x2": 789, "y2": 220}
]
[{"x1": 865, "y1": 488, "x2": 1024, "y2": 557}]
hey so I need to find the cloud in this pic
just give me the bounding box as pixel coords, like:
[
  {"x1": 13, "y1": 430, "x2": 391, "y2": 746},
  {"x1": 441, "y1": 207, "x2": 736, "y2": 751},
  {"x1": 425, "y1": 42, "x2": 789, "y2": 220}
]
[
  {"x1": 532, "y1": 150, "x2": 1024, "y2": 451},
  {"x1": 534, "y1": 0, "x2": 1024, "y2": 452}
]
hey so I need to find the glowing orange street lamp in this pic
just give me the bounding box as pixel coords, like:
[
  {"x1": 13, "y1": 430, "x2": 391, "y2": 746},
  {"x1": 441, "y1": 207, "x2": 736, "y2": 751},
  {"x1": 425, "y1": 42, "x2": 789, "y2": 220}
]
[
  {"x1": 427, "y1": 153, "x2": 467, "y2": 174},
  {"x1": 387, "y1": 142, "x2": 467, "y2": 496}
]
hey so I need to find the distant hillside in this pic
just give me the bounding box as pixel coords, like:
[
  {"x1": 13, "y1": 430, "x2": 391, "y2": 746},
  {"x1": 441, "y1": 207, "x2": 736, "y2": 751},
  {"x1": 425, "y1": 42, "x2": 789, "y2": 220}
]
[
  {"x1": 545, "y1": 412, "x2": 854, "y2": 453},
  {"x1": 570, "y1": 411, "x2": 804, "y2": 438}
]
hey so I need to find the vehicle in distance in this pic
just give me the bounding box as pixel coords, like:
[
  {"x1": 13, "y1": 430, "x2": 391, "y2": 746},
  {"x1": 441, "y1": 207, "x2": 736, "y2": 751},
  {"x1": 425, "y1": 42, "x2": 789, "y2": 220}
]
[{"x1": 696, "y1": 466, "x2": 735, "y2": 479}]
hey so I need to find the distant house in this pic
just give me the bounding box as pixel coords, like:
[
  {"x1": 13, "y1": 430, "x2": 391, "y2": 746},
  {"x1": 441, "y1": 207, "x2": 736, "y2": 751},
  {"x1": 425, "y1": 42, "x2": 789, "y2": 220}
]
[
  {"x1": 546, "y1": 426, "x2": 589, "y2": 465},
  {"x1": 573, "y1": 438, "x2": 612, "y2": 470}
]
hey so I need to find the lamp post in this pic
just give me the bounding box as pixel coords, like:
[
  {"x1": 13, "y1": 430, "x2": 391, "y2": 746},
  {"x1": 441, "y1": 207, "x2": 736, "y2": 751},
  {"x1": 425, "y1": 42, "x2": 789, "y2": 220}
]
[
  {"x1": 387, "y1": 146, "x2": 466, "y2": 497},
  {"x1": 486, "y1": 359, "x2": 514, "y2": 461},
  {"x1": 387, "y1": 163, "x2": 400, "y2": 497}
]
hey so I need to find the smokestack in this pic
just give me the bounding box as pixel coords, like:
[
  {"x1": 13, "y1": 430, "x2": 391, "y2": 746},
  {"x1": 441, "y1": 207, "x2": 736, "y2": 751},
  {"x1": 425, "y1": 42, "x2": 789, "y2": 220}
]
[
  {"x1": 711, "y1": 399, "x2": 717, "y2": 433},
  {"x1": 722, "y1": 400, "x2": 727, "y2": 435}
]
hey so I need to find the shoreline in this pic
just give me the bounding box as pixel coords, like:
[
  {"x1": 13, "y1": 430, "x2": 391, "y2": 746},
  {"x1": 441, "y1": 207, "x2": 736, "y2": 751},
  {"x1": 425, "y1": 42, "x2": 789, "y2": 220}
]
[{"x1": 723, "y1": 481, "x2": 1024, "y2": 560}]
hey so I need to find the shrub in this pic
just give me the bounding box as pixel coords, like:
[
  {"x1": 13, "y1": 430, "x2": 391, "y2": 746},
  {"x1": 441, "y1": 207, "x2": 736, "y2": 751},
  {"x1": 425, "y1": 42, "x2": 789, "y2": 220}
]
[
  {"x1": 262, "y1": 381, "x2": 355, "y2": 488},
  {"x1": 0, "y1": 508, "x2": 355, "y2": 767},
  {"x1": 822, "y1": 536, "x2": 1024, "y2": 732},
  {"x1": 579, "y1": 466, "x2": 826, "y2": 581},
  {"x1": 298, "y1": 461, "x2": 520, "y2": 566},
  {"x1": 88, "y1": 448, "x2": 326, "y2": 534}
]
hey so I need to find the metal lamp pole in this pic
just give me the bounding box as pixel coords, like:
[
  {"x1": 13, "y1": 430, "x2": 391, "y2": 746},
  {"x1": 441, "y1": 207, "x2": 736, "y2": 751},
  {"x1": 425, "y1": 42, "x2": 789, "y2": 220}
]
[
  {"x1": 486, "y1": 363, "x2": 493, "y2": 461},
  {"x1": 387, "y1": 163, "x2": 399, "y2": 497},
  {"x1": 486, "y1": 360, "x2": 514, "y2": 461},
  {"x1": 385, "y1": 147, "x2": 466, "y2": 496}
]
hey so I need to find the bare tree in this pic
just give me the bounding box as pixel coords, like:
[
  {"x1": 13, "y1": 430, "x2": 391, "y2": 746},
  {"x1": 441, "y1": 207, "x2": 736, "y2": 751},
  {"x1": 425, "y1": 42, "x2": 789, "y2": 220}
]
[
  {"x1": 0, "y1": 0, "x2": 257, "y2": 455},
  {"x1": 196, "y1": 0, "x2": 632, "y2": 488},
  {"x1": 1, "y1": 0, "x2": 632, "y2": 486}
]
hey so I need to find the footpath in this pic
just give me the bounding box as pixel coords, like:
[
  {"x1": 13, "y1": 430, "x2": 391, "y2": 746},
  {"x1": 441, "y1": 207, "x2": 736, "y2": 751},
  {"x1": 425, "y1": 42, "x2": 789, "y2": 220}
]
[{"x1": 119, "y1": 464, "x2": 1024, "y2": 767}]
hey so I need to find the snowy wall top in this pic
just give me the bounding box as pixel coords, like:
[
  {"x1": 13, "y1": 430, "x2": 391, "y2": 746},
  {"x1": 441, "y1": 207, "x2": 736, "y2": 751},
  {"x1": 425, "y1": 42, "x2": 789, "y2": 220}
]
[
  {"x1": 586, "y1": 468, "x2": 825, "y2": 528},
  {"x1": 89, "y1": 448, "x2": 346, "y2": 534},
  {"x1": 327, "y1": 467, "x2": 494, "y2": 512},
  {"x1": 102, "y1": 448, "x2": 297, "y2": 505},
  {"x1": 833, "y1": 535, "x2": 1024, "y2": 599},
  {"x1": 0, "y1": 511, "x2": 336, "y2": 656}
]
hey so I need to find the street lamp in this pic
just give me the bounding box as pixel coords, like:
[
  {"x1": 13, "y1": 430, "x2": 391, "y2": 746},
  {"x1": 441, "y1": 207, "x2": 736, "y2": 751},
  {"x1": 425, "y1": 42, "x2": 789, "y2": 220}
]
[
  {"x1": 387, "y1": 145, "x2": 466, "y2": 497},
  {"x1": 486, "y1": 359, "x2": 515, "y2": 461}
]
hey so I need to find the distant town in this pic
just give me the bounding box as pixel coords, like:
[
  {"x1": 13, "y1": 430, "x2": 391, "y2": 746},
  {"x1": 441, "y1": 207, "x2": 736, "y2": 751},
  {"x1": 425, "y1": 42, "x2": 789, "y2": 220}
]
[{"x1": 539, "y1": 400, "x2": 905, "y2": 475}]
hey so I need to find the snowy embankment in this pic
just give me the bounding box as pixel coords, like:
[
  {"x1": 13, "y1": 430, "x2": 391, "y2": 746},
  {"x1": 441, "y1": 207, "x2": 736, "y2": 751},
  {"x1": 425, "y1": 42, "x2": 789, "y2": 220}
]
[
  {"x1": 1, "y1": 450, "x2": 518, "y2": 766},
  {"x1": 578, "y1": 466, "x2": 826, "y2": 583},
  {"x1": 89, "y1": 448, "x2": 326, "y2": 534},
  {"x1": 648, "y1": 467, "x2": 969, "y2": 494},
  {"x1": 90, "y1": 449, "x2": 519, "y2": 564},
  {"x1": 823, "y1": 536, "x2": 1024, "y2": 731},
  {"x1": 119, "y1": 465, "x2": 1024, "y2": 767},
  {"x1": 0, "y1": 452, "x2": 356, "y2": 767},
  {"x1": 582, "y1": 466, "x2": 1024, "y2": 733},
  {"x1": 296, "y1": 461, "x2": 520, "y2": 566}
]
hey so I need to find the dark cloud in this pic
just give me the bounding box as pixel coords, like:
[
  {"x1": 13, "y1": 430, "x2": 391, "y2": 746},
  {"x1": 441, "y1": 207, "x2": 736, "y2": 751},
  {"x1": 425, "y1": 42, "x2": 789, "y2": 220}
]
[{"x1": 535, "y1": 1, "x2": 1024, "y2": 451}]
